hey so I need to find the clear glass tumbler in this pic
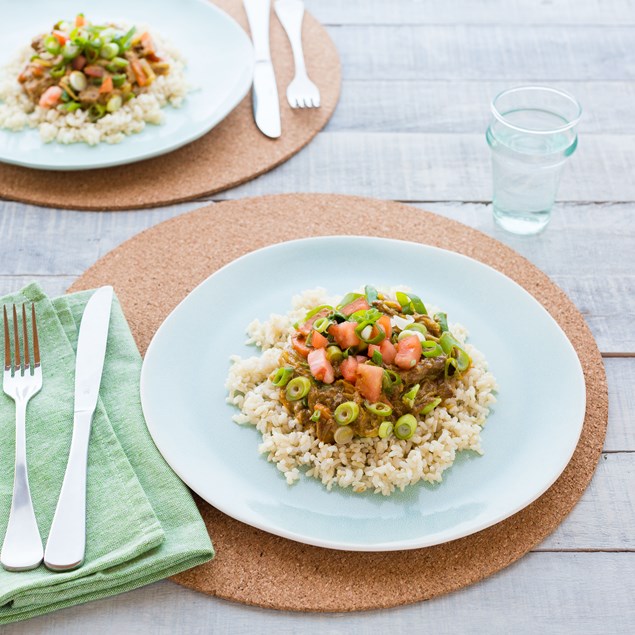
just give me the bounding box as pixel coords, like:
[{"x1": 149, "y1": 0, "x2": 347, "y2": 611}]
[{"x1": 486, "y1": 86, "x2": 582, "y2": 235}]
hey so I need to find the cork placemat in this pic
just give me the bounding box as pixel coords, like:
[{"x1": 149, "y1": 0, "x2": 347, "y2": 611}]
[
  {"x1": 69, "y1": 194, "x2": 608, "y2": 612},
  {"x1": 0, "y1": 1, "x2": 340, "y2": 211}
]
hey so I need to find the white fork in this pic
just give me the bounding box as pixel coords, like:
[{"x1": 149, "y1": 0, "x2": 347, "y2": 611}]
[
  {"x1": 274, "y1": 0, "x2": 321, "y2": 108},
  {"x1": 1, "y1": 304, "x2": 43, "y2": 571}
]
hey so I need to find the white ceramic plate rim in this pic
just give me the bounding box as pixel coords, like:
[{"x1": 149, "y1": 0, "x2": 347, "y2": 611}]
[
  {"x1": 0, "y1": 0, "x2": 254, "y2": 170},
  {"x1": 141, "y1": 236, "x2": 586, "y2": 551}
]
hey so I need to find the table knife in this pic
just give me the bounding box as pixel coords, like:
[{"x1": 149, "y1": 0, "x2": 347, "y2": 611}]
[
  {"x1": 244, "y1": 0, "x2": 281, "y2": 138},
  {"x1": 44, "y1": 286, "x2": 114, "y2": 571}
]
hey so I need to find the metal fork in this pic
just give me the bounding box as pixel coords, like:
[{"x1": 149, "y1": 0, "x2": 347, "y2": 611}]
[
  {"x1": 274, "y1": 0, "x2": 321, "y2": 108},
  {"x1": 1, "y1": 304, "x2": 43, "y2": 571}
]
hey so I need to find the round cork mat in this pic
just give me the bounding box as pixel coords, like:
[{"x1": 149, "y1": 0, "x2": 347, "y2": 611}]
[
  {"x1": 69, "y1": 194, "x2": 608, "y2": 612},
  {"x1": 0, "y1": 1, "x2": 340, "y2": 211}
]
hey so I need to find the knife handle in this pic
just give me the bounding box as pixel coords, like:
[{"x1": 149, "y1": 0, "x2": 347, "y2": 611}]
[
  {"x1": 244, "y1": 0, "x2": 272, "y2": 61},
  {"x1": 44, "y1": 411, "x2": 92, "y2": 571}
]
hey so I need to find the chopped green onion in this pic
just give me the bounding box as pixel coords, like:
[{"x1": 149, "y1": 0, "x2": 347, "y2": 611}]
[
  {"x1": 286, "y1": 376, "x2": 311, "y2": 401},
  {"x1": 439, "y1": 332, "x2": 471, "y2": 372},
  {"x1": 112, "y1": 73, "x2": 127, "y2": 87},
  {"x1": 378, "y1": 421, "x2": 394, "y2": 439},
  {"x1": 86, "y1": 37, "x2": 103, "y2": 50},
  {"x1": 100, "y1": 42, "x2": 119, "y2": 59},
  {"x1": 408, "y1": 293, "x2": 428, "y2": 315},
  {"x1": 310, "y1": 409, "x2": 321, "y2": 423},
  {"x1": 407, "y1": 323, "x2": 427, "y2": 336},
  {"x1": 371, "y1": 350, "x2": 383, "y2": 365},
  {"x1": 69, "y1": 70, "x2": 87, "y2": 92},
  {"x1": 398, "y1": 328, "x2": 425, "y2": 342},
  {"x1": 355, "y1": 320, "x2": 386, "y2": 345},
  {"x1": 420, "y1": 397, "x2": 442, "y2": 416},
  {"x1": 312, "y1": 316, "x2": 331, "y2": 333},
  {"x1": 435, "y1": 312, "x2": 449, "y2": 332},
  {"x1": 304, "y1": 304, "x2": 332, "y2": 320},
  {"x1": 402, "y1": 383, "x2": 420, "y2": 409},
  {"x1": 364, "y1": 401, "x2": 393, "y2": 417},
  {"x1": 57, "y1": 101, "x2": 82, "y2": 113},
  {"x1": 50, "y1": 64, "x2": 66, "y2": 79},
  {"x1": 337, "y1": 292, "x2": 363, "y2": 309},
  {"x1": 396, "y1": 291, "x2": 414, "y2": 315},
  {"x1": 271, "y1": 367, "x2": 294, "y2": 387},
  {"x1": 421, "y1": 340, "x2": 444, "y2": 358},
  {"x1": 445, "y1": 357, "x2": 458, "y2": 379},
  {"x1": 106, "y1": 95, "x2": 123, "y2": 112},
  {"x1": 326, "y1": 346, "x2": 344, "y2": 363},
  {"x1": 334, "y1": 401, "x2": 359, "y2": 425},
  {"x1": 62, "y1": 42, "x2": 80, "y2": 60},
  {"x1": 395, "y1": 414, "x2": 417, "y2": 440},
  {"x1": 334, "y1": 426, "x2": 354, "y2": 444},
  {"x1": 382, "y1": 369, "x2": 402, "y2": 393},
  {"x1": 44, "y1": 35, "x2": 61, "y2": 55},
  {"x1": 60, "y1": 90, "x2": 70, "y2": 102},
  {"x1": 119, "y1": 26, "x2": 137, "y2": 51},
  {"x1": 364, "y1": 285, "x2": 379, "y2": 304},
  {"x1": 88, "y1": 103, "x2": 106, "y2": 121}
]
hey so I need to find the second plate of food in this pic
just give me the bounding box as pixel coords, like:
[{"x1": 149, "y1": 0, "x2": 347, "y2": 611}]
[
  {"x1": 0, "y1": 0, "x2": 253, "y2": 170},
  {"x1": 140, "y1": 237, "x2": 586, "y2": 551}
]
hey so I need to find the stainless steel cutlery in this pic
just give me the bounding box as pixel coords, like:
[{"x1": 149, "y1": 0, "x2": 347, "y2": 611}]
[
  {"x1": 1, "y1": 304, "x2": 44, "y2": 571},
  {"x1": 44, "y1": 286, "x2": 114, "y2": 571},
  {"x1": 275, "y1": 0, "x2": 320, "y2": 108}
]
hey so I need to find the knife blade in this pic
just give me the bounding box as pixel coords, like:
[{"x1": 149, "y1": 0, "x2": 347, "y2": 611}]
[
  {"x1": 44, "y1": 286, "x2": 114, "y2": 571},
  {"x1": 244, "y1": 0, "x2": 281, "y2": 138}
]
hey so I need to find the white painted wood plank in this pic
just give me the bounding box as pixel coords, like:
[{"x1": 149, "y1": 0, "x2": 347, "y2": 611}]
[
  {"x1": 328, "y1": 25, "x2": 635, "y2": 81},
  {"x1": 3, "y1": 553, "x2": 634, "y2": 634},
  {"x1": 218, "y1": 133, "x2": 635, "y2": 203},
  {"x1": 327, "y1": 81, "x2": 635, "y2": 135},
  {"x1": 306, "y1": 0, "x2": 635, "y2": 26}
]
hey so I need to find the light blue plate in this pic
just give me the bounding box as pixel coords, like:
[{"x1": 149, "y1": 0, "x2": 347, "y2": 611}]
[
  {"x1": 141, "y1": 237, "x2": 586, "y2": 551},
  {"x1": 0, "y1": 0, "x2": 253, "y2": 170}
]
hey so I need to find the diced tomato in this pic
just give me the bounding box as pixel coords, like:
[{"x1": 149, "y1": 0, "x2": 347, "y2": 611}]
[
  {"x1": 371, "y1": 315, "x2": 392, "y2": 342},
  {"x1": 75, "y1": 14, "x2": 86, "y2": 28},
  {"x1": 308, "y1": 348, "x2": 335, "y2": 384},
  {"x1": 291, "y1": 334, "x2": 311, "y2": 358},
  {"x1": 328, "y1": 321, "x2": 361, "y2": 349},
  {"x1": 394, "y1": 335, "x2": 422, "y2": 370},
  {"x1": 356, "y1": 364, "x2": 384, "y2": 403},
  {"x1": 340, "y1": 297, "x2": 370, "y2": 317},
  {"x1": 311, "y1": 331, "x2": 328, "y2": 349},
  {"x1": 52, "y1": 31, "x2": 68, "y2": 45},
  {"x1": 379, "y1": 339, "x2": 397, "y2": 364},
  {"x1": 38, "y1": 86, "x2": 63, "y2": 108},
  {"x1": 140, "y1": 32, "x2": 156, "y2": 54},
  {"x1": 84, "y1": 65, "x2": 104, "y2": 78},
  {"x1": 368, "y1": 344, "x2": 382, "y2": 359},
  {"x1": 356, "y1": 355, "x2": 368, "y2": 363},
  {"x1": 99, "y1": 74, "x2": 113, "y2": 93},
  {"x1": 131, "y1": 60, "x2": 148, "y2": 86},
  {"x1": 340, "y1": 356, "x2": 358, "y2": 383},
  {"x1": 72, "y1": 55, "x2": 86, "y2": 70},
  {"x1": 297, "y1": 308, "x2": 329, "y2": 336}
]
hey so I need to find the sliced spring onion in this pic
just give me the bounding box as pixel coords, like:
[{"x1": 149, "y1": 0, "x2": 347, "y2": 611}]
[
  {"x1": 420, "y1": 397, "x2": 442, "y2": 416},
  {"x1": 382, "y1": 369, "x2": 402, "y2": 393},
  {"x1": 57, "y1": 101, "x2": 82, "y2": 113},
  {"x1": 286, "y1": 376, "x2": 311, "y2": 401},
  {"x1": 334, "y1": 401, "x2": 360, "y2": 425},
  {"x1": 69, "y1": 70, "x2": 87, "y2": 91},
  {"x1": 271, "y1": 367, "x2": 294, "y2": 387},
  {"x1": 402, "y1": 383, "x2": 420, "y2": 409},
  {"x1": 391, "y1": 314, "x2": 415, "y2": 331},
  {"x1": 112, "y1": 73, "x2": 127, "y2": 87},
  {"x1": 378, "y1": 421, "x2": 394, "y2": 439},
  {"x1": 100, "y1": 42, "x2": 119, "y2": 59},
  {"x1": 62, "y1": 42, "x2": 80, "y2": 60},
  {"x1": 364, "y1": 401, "x2": 393, "y2": 417},
  {"x1": 334, "y1": 426, "x2": 354, "y2": 444},
  {"x1": 106, "y1": 94, "x2": 123, "y2": 112},
  {"x1": 408, "y1": 293, "x2": 428, "y2": 315},
  {"x1": 407, "y1": 323, "x2": 427, "y2": 336},
  {"x1": 439, "y1": 332, "x2": 471, "y2": 372},
  {"x1": 364, "y1": 285, "x2": 379, "y2": 304},
  {"x1": 371, "y1": 350, "x2": 383, "y2": 365},
  {"x1": 326, "y1": 345, "x2": 344, "y2": 363},
  {"x1": 44, "y1": 35, "x2": 61, "y2": 55},
  {"x1": 396, "y1": 291, "x2": 414, "y2": 315},
  {"x1": 398, "y1": 328, "x2": 425, "y2": 343},
  {"x1": 310, "y1": 409, "x2": 321, "y2": 423},
  {"x1": 355, "y1": 320, "x2": 386, "y2": 344},
  {"x1": 312, "y1": 316, "x2": 331, "y2": 333},
  {"x1": 337, "y1": 292, "x2": 363, "y2": 309},
  {"x1": 304, "y1": 304, "x2": 332, "y2": 320},
  {"x1": 394, "y1": 414, "x2": 417, "y2": 440},
  {"x1": 444, "y1": 357, "x2": 458, "y2": 379},
  {"x1": 434, "y1": 312, "x2": 449, "y2": 332},
  {"x1": 421, "y1": 340, "x2": 444, "y2": 358},
  {"x1": 50, "y1": 64, "x2": 66, "y2": 79},
  {"x1": 88, "y1": 103, "x2": 106, "y2": 120}
]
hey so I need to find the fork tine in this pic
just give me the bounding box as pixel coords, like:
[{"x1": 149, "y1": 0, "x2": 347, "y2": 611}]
[
  {"x1": 3, "y1": 306, "x2": 10, "y2": 371},
  {"x1": 32, "y1": 304, "x2": 40, "y2": 368},
  {"x1": 12, "y1": 305, "x2": 20, "y2": 372},
  {"x1": 22, "y1": 304, "x2": 30, "y2": 372}
]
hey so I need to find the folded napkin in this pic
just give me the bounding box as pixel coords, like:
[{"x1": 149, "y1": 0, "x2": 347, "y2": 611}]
[{"x1": 0, "y1": 284, "x2": 214, "y2": 624}]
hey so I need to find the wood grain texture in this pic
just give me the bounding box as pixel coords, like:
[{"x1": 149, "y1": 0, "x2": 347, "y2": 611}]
[
  {"x1": 2, "y1": 554, "x2": 635, "y2": 635},
  {"x1": 305, "y1": 0, "x2": 635, "y2": 26}
]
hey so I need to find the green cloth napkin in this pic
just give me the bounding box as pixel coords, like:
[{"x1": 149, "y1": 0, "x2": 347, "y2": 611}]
[{"x1": 0, "y1": 284, "x2": 214, "y2": 624}]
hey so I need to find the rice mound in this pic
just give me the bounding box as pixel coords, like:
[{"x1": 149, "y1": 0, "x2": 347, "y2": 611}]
[
  {"x1": 0, "y1": 30, "x2": 186, "y2": 145},
  {"x1": 226, "y1": 288, "x2": 498, "y2": 496}
]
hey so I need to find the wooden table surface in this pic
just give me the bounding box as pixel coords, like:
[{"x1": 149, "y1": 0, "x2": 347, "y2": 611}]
[{"x1": 2, "y1": 1, "x2": 634, "y2": 632}]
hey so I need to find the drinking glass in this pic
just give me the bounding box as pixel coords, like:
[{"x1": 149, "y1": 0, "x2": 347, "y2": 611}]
[{"x1": 486, "y1": 86, "x2": 582, "y2": 235}]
